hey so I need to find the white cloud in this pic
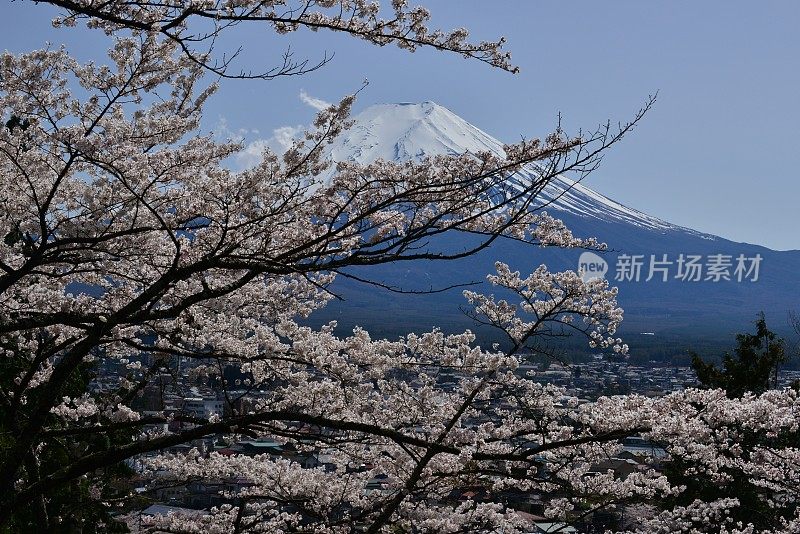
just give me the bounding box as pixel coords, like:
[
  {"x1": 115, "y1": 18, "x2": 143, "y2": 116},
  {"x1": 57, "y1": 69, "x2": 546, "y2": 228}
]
[
  {"x1": 217, "y1": 93, "x2": 333, "y2": 170},
  {"x1": 215, "y1": 117, "x2": 249, "y2": 143},
  {"x1": 299, "y1": 89, "x2": 331, "y2": 112},
  {"x1": 233, "y1": 125, "x2": 304, "y2": 169},
  {"x1": 270, "y1": 125, "x2": 304, "y2": 152}
]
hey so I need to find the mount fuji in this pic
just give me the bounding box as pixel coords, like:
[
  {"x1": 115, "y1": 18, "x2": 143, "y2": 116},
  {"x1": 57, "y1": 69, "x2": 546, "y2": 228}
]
[{"x1": 312, "y1": 102, "x2": 800, "y2": 355}]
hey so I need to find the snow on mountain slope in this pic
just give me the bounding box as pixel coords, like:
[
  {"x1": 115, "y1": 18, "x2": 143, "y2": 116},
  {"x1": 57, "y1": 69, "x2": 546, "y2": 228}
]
[{"x1": 327, "y1": 102, "x2": 711, "y2": 238}]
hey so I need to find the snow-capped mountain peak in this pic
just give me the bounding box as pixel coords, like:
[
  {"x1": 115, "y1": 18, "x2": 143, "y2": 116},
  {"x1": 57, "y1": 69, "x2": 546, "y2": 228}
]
[
  {"x1": 329, "y1": 101, "x2": 505, "y2": 163},
  {"x1": 328, "y1": 102, "x2": 708, "y2": 236}
]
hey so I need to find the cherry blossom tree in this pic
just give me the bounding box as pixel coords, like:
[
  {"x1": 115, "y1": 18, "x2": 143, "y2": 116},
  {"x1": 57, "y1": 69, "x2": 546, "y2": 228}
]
[{"x1": 1, "y1": 1, "x2": 798, "y2": 533}]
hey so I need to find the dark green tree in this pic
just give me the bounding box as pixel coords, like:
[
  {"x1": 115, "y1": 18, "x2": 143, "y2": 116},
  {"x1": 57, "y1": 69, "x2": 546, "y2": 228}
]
[
  {"x1": 0, "y1": 341, "x2": 134, "y2": 532},
  {"x1": 691, "y1": 313, "x2": 785, "y2": 398},
  {"x1": 659, "y1": 315, "x2": 796, "y2": 532}
]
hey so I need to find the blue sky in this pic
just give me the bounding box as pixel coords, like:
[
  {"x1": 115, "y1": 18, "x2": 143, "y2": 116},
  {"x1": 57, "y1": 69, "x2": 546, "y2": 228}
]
[{"x1": 4, "y1": 1, "x2": 799, "y2": 250}]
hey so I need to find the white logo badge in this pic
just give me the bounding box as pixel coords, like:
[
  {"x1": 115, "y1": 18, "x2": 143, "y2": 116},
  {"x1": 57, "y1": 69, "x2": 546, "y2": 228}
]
[{"x1": 578, "y1": 252, "x2": 608, "y2": 282}]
